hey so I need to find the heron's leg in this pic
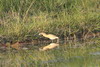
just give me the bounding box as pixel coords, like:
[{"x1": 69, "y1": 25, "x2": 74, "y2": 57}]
[
  {"x1": 57, "y1": 46, "x2": 59, "y2": 49},
  {"x1": 52, "y1": 40, "x2": 54, "y2": 43},
  {"x1": 57, "y1": 38, "x2": 59, "y2": 43}
]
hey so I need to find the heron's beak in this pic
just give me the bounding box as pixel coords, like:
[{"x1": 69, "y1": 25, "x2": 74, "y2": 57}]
[{"x1": 39, "y1": 33, "x2": 41, "y2": 35}]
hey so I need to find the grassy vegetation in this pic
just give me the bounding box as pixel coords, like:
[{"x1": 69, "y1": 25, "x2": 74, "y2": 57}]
[{"x1": 0, "y1": 0, "x2": 100, "y2": 42}]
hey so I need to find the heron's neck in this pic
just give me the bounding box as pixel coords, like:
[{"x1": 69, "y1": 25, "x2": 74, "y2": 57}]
[{"x1": 42, "y1": 33, "x2": 48, "y2": 37}]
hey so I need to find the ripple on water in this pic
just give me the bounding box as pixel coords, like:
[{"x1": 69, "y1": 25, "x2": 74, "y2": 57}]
[{"x1": 90, "y1": 51, "x2": 100, "y2": 55}]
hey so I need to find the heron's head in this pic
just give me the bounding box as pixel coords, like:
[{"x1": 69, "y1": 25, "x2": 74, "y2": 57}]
[
  {"x1": 39, "y1": 32, "x2": 46, "y2": 35},
  {"x1": 39, "y1": 48, "x2": 44, "y2": 51}
]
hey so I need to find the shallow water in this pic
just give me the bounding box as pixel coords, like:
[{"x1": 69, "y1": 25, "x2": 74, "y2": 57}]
[
  {"x1": 38, "y1": 38, "x2": 100, "y2": 67},
  {"x1": 0, "y1": 38, "x2": 100, "y2": 67}
]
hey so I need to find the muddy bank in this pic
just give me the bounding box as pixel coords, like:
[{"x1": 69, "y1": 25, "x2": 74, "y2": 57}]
[{"x1": 0, "y1": 32, "x2": 100, "y2": 50}]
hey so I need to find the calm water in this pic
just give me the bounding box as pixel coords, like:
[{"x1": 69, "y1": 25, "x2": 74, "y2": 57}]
[
  {"x1": 0, "y1": 38, "x2": 100, "y2": 67},
  {"x1": 39, "y1": 38, "x2": 100, "y2": 67}
]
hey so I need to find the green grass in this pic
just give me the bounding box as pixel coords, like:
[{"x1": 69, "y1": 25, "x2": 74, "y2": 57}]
[{"x1": 0, "y1": 0, "x2": 100, "y2": 42}]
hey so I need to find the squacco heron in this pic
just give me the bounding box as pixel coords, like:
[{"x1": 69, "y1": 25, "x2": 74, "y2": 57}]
[{"x1": 39, "y1": 32, "x2": 59, "y2": 43}]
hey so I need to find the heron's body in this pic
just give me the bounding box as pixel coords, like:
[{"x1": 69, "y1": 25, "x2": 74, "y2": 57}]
[
  {"x1": 39, "y1": 32, "x2": 59, "y2": 43},
  {"x1": 39, "y1": 43, "x2": 59, "y2": 51}
]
